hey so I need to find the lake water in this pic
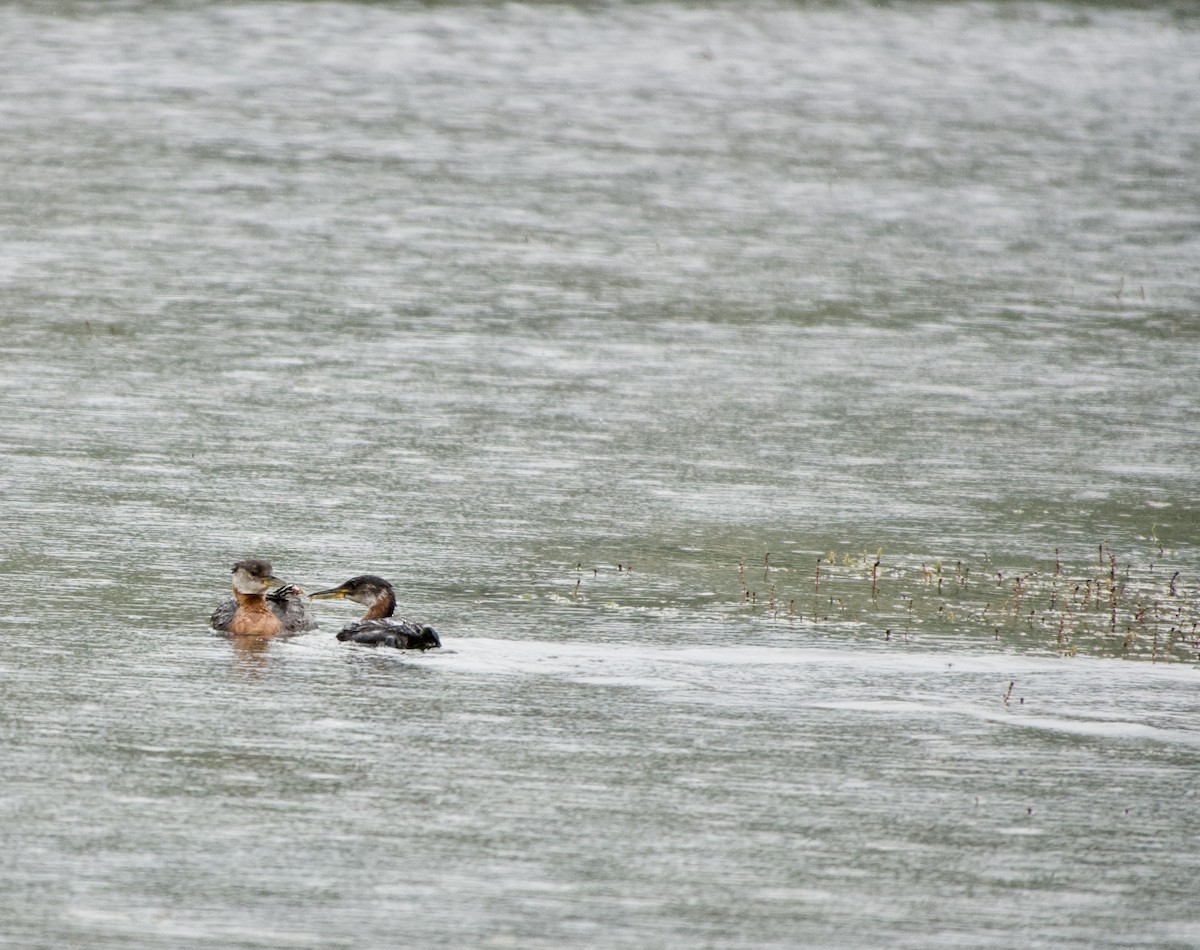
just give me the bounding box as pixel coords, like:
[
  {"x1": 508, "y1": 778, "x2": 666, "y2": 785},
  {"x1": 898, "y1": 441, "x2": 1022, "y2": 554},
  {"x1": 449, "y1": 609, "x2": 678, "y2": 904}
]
[{"x1": 2, "y1": 1, "x2": 1199, "y2": 947}]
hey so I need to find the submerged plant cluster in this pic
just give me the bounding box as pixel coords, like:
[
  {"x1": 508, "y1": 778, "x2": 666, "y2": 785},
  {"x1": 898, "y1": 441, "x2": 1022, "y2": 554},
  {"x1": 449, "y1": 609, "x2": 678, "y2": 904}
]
[{"x1": 736, "y1": 544, "x2": 1200, "y2": 662}]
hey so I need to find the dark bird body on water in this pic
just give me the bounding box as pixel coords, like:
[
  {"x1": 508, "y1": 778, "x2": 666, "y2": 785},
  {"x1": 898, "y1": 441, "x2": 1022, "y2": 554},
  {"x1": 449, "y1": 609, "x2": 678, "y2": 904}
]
[
  {"x1": 211, "y1": 559, "x2": 318, "y2": 636},
  {"x1": 309, "y1": 574, "x2": 441, "y2": 650}
]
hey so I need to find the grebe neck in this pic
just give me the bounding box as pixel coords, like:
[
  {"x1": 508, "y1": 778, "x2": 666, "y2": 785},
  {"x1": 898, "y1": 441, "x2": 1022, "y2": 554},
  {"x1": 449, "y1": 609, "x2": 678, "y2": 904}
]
[
  {"x1": 363, "y1": 586, "x2": 396, "y2": 621},
  {"x1": 228, "y1": 590, "x2": 284, "y2": 635}
]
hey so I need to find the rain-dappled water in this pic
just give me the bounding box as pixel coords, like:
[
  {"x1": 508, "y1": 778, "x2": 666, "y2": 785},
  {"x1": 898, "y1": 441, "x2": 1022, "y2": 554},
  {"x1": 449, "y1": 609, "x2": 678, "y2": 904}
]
[{"x1": 2, "y1": 1, "x2": 1200, "y2": 947}]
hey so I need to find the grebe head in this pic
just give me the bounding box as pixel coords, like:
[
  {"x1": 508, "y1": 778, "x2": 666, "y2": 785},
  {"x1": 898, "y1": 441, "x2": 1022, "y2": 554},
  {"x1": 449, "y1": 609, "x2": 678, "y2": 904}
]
[
  {"x1": 309, "y1": 574, "x2": 393, "y2": 608},
  {"x1": 231, "y1": 559, "x2": 285, "y2": 596}
]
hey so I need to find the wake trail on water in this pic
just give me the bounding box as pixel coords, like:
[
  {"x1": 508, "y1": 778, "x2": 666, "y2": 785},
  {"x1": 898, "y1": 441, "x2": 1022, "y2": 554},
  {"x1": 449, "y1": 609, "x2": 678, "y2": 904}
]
[{"x1": 292, "y1": 635, "x2": 1200, "y2": 748}]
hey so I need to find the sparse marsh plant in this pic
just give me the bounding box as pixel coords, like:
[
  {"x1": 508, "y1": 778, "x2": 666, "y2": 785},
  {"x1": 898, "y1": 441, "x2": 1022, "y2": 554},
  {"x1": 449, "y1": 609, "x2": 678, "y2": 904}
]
[
  {"x1": 548, "y1": 542, "x2": 1197, "y2": 661},
  {"x1": 727, "y1": 543, "x2": 1200, "y2": 661}
]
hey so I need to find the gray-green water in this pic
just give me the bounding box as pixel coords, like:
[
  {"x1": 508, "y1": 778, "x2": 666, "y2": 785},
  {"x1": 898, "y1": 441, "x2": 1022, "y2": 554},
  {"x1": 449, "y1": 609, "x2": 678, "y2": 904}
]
[{"x1": 2, "y1": 2, "x2": 1199, "y2": 947}]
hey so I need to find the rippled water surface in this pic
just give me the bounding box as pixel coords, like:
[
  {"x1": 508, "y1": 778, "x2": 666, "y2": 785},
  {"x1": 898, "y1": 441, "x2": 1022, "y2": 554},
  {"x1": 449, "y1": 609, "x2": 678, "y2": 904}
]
[{"x1": 2, "y1": 2, "x2": 1199, "y2": 947}]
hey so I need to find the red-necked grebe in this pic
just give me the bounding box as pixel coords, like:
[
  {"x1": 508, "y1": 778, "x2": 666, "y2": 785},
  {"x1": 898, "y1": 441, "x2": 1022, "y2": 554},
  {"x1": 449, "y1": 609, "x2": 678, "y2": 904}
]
[
  {"x1": 308, "y1": 574, "x2": 441, "y2": 650},
  {"x1": 210, "y1": 559, "x2": 317, "y2": 636}
]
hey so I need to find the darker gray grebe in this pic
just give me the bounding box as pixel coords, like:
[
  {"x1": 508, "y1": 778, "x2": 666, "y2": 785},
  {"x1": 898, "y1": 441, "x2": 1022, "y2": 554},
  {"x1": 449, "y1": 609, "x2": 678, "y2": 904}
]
[
  {"x1": 308, "y1": 574, "x2": 441, "y2": 650},
  {"x1": 210, "y1": 559, "x2": 318, "y2": 636}
]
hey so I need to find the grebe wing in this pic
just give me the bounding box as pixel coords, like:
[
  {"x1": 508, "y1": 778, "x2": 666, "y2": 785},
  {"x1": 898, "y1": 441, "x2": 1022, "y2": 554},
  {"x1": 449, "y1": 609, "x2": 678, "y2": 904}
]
[{"x1": 210, "y1": 598, "x2": 237, "y2": 632}]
